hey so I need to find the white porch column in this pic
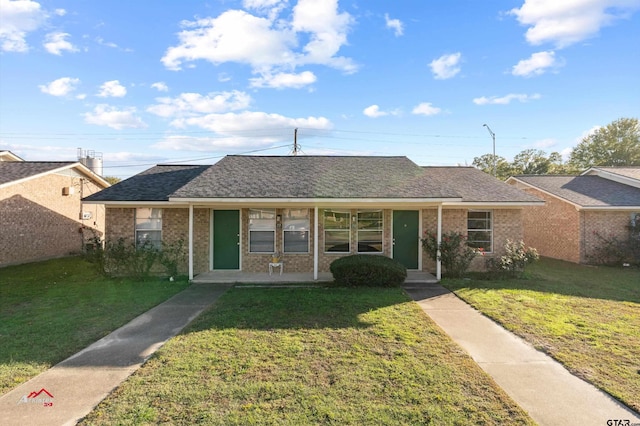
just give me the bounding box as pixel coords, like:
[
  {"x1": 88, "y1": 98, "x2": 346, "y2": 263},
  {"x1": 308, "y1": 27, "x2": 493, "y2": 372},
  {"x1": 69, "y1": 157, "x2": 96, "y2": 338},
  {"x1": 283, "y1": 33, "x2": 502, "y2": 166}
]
[
  {"x1": 188, "y1": 204, "x2": 194, "y2": 281},
  {"x1": 313, "y1": 206, "x2": 319, "y2": 280},
  {"x1": 436, "y1": 204, "x2": 442, "y2": 280}
]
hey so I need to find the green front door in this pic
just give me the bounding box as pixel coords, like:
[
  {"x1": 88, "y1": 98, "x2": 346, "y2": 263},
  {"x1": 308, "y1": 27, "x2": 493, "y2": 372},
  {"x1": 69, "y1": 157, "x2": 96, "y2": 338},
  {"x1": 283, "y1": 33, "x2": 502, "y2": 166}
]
[
  {"x1": 213, "y1": 210, "x2": 240, "y2": 270},
  {"x1": 393, "y1": 210, "x2": 419, "y2": 270}
]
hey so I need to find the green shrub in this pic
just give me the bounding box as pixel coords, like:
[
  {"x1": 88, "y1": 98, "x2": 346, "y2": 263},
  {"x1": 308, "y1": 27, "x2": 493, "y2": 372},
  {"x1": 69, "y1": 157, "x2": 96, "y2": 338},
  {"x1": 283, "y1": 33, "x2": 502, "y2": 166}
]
[
  {"x1": 421, "y1": 230, "x2": 479, "y2": 278},
  {"x1": 485, "y1": 239, "x2": 539, "y2": 279},
  {"x1": 330, "y1": 255, "x2": 407, "y2": 287}
]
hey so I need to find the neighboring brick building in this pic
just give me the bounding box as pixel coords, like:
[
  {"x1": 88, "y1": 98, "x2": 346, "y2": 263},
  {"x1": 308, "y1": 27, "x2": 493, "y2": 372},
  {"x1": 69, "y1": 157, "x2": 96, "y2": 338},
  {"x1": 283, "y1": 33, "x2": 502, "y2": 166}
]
[
  {"x1": 507, "y1": 167, "x2": 640, "y2": 264},
  {"x1": 0, "y1": 151, "x2": 110, "y2": 267},
  {"x1": 83, "y1": 155, "x2": 543, "y2": 280}
]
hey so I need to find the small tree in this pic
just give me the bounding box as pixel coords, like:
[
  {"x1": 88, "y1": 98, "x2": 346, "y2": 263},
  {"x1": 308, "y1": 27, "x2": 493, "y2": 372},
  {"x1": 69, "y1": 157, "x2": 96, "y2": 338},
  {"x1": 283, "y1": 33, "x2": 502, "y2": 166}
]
[{"x1": 422, "y1": 231, "x2": 479, "y2": 278}]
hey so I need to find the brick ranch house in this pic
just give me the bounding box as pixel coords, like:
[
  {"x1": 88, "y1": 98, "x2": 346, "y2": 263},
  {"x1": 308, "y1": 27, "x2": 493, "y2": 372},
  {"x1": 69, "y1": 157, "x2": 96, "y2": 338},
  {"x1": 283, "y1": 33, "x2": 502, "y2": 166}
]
[
  {"x1": 0, "y1": 150, "x2": 110, "y2": 267},
  {"x1": 83, "y1": 155, "x2": 543, "y2": 280},
  {"x1": 507, "y1": 166, "x2": 640, "y2": 264}
]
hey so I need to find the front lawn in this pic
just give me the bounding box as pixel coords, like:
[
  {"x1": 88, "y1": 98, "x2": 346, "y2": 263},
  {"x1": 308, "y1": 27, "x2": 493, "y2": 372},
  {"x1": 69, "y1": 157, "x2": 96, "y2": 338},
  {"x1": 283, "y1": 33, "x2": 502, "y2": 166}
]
[
  {"x1": 0, "y1": 257, "x2": 190, "y2": 395},
  {"x1": 81, "y1": 287, "x2": 533, "y2": 425},
  {"x1": 444, "y1": 257, "x2": 640, "y2": 413}
]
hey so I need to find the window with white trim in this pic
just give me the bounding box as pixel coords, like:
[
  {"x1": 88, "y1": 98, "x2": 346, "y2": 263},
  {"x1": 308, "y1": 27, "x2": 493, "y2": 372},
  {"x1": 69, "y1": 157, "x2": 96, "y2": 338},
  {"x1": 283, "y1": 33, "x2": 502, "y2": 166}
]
[
  {"x1": 135, "y1": 208, "x2": 162, "y2": 249},
  {"x1": 467, "y1": 210, "x2": 492, "y2": 252},
  {"x1": 249, "y1": 208, "x2": 276, "y2": 253},
  {"x1": 283, "y1": 208, "x2": 309, "y2": 253},
  {"x1": 357, "y1": 210, "x2": 383, "y2": 253},
  {"x1": 324, "y1": 210, "x2": 350, "y2": 252}
]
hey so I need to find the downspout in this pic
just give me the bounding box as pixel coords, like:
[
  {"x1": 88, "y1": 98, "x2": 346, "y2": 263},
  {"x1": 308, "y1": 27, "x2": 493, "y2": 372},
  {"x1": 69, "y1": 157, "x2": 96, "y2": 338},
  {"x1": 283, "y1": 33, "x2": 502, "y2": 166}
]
[
  {"x1": 314, "y1": 206, "x2": 319, "y2": 280},
  {"x1": 188, "y1": 204, "x2": 194, "y2": 281},
  {"x1": 436, "y1": 204, "x2": 442, "y2": 280}
]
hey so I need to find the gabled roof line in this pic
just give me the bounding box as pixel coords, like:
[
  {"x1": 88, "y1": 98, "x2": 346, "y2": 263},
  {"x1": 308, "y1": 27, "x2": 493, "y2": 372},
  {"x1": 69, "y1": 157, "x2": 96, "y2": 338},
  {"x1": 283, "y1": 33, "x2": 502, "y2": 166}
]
[
  {"x1": 0, "y1": 162, "x2": 110, "y2": 189},
  {"x1": 581, "y1": 167, "x2": 640, "y2": 189},
  {"x1": 506, "y1": 176, "x2": 584, "y2": 210}
]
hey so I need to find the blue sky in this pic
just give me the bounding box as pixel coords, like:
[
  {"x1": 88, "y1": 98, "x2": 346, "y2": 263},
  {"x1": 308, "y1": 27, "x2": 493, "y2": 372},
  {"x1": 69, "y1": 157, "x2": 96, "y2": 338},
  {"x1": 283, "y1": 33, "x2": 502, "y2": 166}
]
[{"x1": 1, "y1": 0, "x2": 639, "y2": 179}]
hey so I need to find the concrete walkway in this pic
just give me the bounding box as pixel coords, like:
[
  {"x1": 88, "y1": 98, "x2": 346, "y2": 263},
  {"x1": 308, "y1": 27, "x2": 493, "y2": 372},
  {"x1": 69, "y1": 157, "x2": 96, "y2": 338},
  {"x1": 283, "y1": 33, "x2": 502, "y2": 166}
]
[
  {"x1": 0, "y1": 283, "x2": 231, "y2": 426},
  {"x1": 405, "y1": 284, "x2": 640, "y2": 426}
]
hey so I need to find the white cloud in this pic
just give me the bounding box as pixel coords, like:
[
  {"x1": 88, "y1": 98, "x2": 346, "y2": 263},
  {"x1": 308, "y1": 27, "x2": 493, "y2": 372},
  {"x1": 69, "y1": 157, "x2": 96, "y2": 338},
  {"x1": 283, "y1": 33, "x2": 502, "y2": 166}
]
[
  {"x1": 162, "y1": 1, "x2": 356, "y2": 84},
  {"x1": 385, "y1": 13, "x2": 404, "y2": 36},
  {"x1": 97, "y1": 80, "x2": 127, "y2": 98},
  {"x1": 363, "y1": 105, "x2": 387, "y2": 118},
  {"x1": 54, "y1": 8, "x2": 66, "y2": 16},
  {"x1": 147, "y1": 91, "x2": 252, "y2": 118},
  {"x1": 84, "y1": 104, "x2": 147, "y2": 129},
  {"x1": 429, "y1": 52, "x2": 462, "y2": 80},
  {"x1": 509, "y1": 0, "x2": 640, "y2": 48},
  {"x1": 533, "y1": 138, "x2": 557, "y2": 149},
  {"x1": 154, "y1": 111, "x2": 332, "y2": 151},
  {"x1": 43, "y1": 32, "x2": 77, "y2": 55},
  {"x1": 0, "y1": 0, "x2": 47, "y2": 52},
  {"x1": 512, "y1": 50, "x2": 558, "y2": 77},
  {"x1": 151, "y1": 82, "x2": 169, "y2": 92},
  {"x1": 39, "y1": 77, "x2": 80, "y2": 96},
  {"x1": 250, "y1": 71, "x2": 317, "y2": 89},
  {"x1": 473, "y1": 93, "x2": 542, "y2": 105},
  {"x1": 412, "y1": 102, "x2": 442, "y2": 116}
]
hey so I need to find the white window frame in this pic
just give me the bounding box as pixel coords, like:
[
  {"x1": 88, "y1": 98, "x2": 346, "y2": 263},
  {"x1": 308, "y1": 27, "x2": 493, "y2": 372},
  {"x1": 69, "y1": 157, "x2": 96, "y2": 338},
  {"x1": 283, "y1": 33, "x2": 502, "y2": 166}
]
[
  {"x1": 282, "y1": 208, "x2": 310, "y2": 253},
  {"x1": 249, "y1": 208, "x2": 276, "y2": 253},
  {"x1": 467, "y1": 210, "x2": 493, "y2": 253},
  {"x1": 323, "y1": 209, "x2": 351, "y2": 253},
  {"x1": 135, "y1": 208, "x2": 162, "y2": 249},
  {"x1": 357, "y1": 210, "x2": 383, "y2": 253}
]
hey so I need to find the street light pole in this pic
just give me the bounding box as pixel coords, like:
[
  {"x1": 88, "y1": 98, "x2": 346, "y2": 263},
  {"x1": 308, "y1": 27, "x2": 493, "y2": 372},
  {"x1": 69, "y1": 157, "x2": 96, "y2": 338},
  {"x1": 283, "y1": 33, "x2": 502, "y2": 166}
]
[{"x1": 483, "y1": 124, "x2": 496, "y2": 177}]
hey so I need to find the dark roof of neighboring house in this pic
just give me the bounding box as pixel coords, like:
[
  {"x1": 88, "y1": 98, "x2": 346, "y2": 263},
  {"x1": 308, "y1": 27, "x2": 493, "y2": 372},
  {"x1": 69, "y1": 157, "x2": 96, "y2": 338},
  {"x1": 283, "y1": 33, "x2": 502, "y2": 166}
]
[
  {"x1": 83, "y1": 164, "x2": 210, "y2": 202},
  {"x1": 84, "y1": 155, "x2": 543, "y2": 204},
  {"x1": 585, "y1": 166, "x2": 640, "y2": 181},
  {"x1": 511, "y1": 175, "x2": 640, "y2": 207},
  {"x1": 0, "y1": 161, "x2": 76, "y2": 186}
]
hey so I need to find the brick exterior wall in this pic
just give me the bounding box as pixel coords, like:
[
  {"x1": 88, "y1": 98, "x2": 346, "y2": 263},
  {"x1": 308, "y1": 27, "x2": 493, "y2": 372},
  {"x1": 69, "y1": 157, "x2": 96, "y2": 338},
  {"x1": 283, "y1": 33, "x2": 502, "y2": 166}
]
[
  {"x1": 103, "y1": 205, "x2": 526, "y2": 276},
  {"x1": 0, "y1": 172, "x2": 105, "y2": 267},
  {"x1": 421, "y1": 208, "x2": 524, "y2": 273},
  {"x1": 581, "y1": 210, "x2": 635, "y2": 263}
]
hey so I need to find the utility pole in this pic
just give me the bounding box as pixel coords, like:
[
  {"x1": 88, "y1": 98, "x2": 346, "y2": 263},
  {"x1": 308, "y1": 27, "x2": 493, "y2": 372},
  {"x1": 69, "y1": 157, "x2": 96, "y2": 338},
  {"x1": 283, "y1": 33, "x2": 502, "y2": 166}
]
[
  {"x1": 293, "y1": 128, "x2": 299, "y2": 156},
  {"x1": 483, "y1": 124, "x2": 496, "y2": 177}
]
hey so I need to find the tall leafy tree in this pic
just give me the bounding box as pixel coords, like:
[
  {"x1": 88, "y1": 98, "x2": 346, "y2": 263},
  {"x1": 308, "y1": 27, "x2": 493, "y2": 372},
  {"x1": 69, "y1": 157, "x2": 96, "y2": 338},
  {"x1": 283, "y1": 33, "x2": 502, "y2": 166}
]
[
  {"x1": 568, "y1": 117, "x2": 640, "y2": 169},
  {"x1": 472, "y1": 154, "x2": 513, "y2": 180}
]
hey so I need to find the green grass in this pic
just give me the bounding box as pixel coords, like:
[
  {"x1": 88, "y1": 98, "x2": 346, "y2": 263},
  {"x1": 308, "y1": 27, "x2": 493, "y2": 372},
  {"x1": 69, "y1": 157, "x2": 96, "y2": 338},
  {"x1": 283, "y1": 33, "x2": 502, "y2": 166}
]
[
  {"x1": 81, "y1": 287, "x2": 533, "y2": 425},
  {"x1": 444, "y1": 257, "x2": 640, "y2": 413},
  {"x1": 0, "y1": 257, "x2": 190, "y2": 395}
]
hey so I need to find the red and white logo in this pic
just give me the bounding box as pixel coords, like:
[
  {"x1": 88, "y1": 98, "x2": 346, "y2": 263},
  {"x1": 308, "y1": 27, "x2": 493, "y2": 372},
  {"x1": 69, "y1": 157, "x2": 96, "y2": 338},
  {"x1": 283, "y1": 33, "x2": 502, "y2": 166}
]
[{"x1": 18, "y1": 388, "x2": 54, "y2": 407}]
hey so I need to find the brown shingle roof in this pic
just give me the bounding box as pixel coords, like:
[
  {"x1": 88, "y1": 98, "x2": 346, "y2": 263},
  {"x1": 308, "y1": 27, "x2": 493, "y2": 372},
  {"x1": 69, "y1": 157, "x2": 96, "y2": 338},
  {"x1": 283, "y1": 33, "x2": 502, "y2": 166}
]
[
  {"x1": 422, "y1": 167, "x2": 543, "y2": 203},
  {"x1": 171, "y1": 156, "x2": 460, "y2": 199},
  {"x1": 84, "y1": 155, "x2": 545, "y2": 204},
  {"x1": 83, "y1": 164, "x2": 210, "y2": 202}
]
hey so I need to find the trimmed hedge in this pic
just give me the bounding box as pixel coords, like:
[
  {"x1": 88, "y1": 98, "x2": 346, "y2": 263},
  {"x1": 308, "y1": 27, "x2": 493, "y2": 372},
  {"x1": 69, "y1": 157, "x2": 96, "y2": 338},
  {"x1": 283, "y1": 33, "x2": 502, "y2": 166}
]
[{"x1": 330, "y1": 254, "x2": 407, "y2": 287}]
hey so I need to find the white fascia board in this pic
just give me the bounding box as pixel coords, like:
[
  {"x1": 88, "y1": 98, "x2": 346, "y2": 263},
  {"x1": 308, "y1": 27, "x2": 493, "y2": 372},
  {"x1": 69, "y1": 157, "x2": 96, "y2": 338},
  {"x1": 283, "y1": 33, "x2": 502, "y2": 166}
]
[
  {"x1": 167, "y1": 197, "x2": 463, "y2": 208},
  {"x1": 580, "y1": 206, "x2": 640, "y2": 211},
  {"x1": 84, "y1": 201, "x2": 186, "y2": 208},
  {"x1": 441, "y1": 201, "x2": 544, "y2": 208}
]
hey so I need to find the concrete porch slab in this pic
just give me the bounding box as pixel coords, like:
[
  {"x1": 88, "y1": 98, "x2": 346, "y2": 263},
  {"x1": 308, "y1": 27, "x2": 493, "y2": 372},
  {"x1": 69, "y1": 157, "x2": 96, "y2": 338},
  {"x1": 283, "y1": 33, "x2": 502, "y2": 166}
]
[{"x1": 192, "y1": 270, "x2": 438, "y2": 284}]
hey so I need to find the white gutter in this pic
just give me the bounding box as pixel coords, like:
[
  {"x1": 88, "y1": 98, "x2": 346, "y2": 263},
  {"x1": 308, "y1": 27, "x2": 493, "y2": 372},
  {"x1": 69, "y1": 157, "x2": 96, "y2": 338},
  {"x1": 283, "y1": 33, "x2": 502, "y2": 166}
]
[{"x1": 169, "y1": 197, "x2": 462, "y2": 206}]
